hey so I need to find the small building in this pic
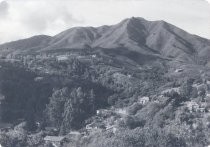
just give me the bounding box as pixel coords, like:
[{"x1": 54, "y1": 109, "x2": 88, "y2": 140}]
[
  {"x1": 186, "y1": 101, "x2": 203, "y2": 113},
  {"x1": 161, "y1": 87, "x2": 180, "y2": 95},
  {"x1": 199, "y1": 107, "x2": 205, "y2": 113},
  {"x1": 207, "y1": 93, "x2": 210, "y2": 98},
  {"x1": 175, "y1": 68, "x2": 184, "y2": 73},
  {"x1": 115, "y1": 108, "x2": 127, "y2": 115},
  {"x1": 0, "y1": 123, "x2": 13, "y2": 132},
  {"x1": 138, "y1": 96, "x2": 150, "y2": 105},
  {"x1": 96, "y1": 109, "x2": 113, "y2": 116},
  {"x1": 34, "y1": 77, "x2": 44, "y2": 82},
  {"x1": 56, "y1": 55, "x2": 69, "y2": 61},
  {"x1": 85, "y1": 123, "x2": 104, "y2": 134},
  {"x1": 86, "y1": 123, "x2": 95, "y2": 130},
  {"x1": 91, "y1": 54, "x2": 97, "y2": 58},
  {"x1": 44, "y1": 136, "x2": 66, "y2": 147},
  {"x1": 86, "y1": 123, "x2": 102, "y2": 130},
  {"x1": 45, "y1": 127, "x2": 59, "y2": 135},
  {"x1": 105, "y1": 125, "x2": 117, "y2": 134},
  {"x1": 67, "y1": 131, "x2": 82, "y2": 141},
  {"x1": 0, "y1": 93, "x2": 5, "y2": 105}
]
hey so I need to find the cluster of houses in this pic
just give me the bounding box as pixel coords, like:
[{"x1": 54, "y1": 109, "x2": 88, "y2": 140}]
[
  {"x1": 161, "y1": 87, "x2": 180, "y2": 95},
  {"x1": 43, "y1": 127, "x2": 84, "y2": 147},
  {"x1": 84, "y1": 97, "x2": 151, "y2": 137},
  {"x1": 185, "y1": 101, "x2": 206, "y2": 113},
  {"x1": 20, "y1": 89, "x2": 210, "y2": 146},
  {"x1": 42, "y1": 108, "x2": 119, "y2": 146}
]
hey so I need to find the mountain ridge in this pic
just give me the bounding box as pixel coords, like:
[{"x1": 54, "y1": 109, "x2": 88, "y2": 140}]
[{"x1": 0, "y1": 17, "x2": 210, "y2": 64}]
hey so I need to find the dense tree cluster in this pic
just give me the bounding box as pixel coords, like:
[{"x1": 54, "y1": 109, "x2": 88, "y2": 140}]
[{"x1": 45, "y1": 87, "x2": 97, "y2": 134}]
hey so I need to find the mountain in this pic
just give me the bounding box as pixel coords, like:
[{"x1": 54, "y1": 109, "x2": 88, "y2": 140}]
[{"x1": 0, "y1": 17, "x2": 210, "y2": 63}]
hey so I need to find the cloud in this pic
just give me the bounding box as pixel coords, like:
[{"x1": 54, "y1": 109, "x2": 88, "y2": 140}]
[
  {"x1": 0, "y1": 1, "x2": 9, "y2": 18},
  {"x1": 0, "y1": 0, "x2": 84, "y2": 43},
  {"x1": 0, "y1": 0, "x2": 209, "y2": 44},
  {"x1": 206, "y1": 0, "x2": 210, "y2": 3},
  {"x1": 20, "y1": 2, "x2": 83, "y2": 32}
]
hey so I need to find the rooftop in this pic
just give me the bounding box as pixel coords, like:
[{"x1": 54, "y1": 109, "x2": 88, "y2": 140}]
[{"x1": 44, "y1": 136, "x2": 65, "y2": 142}]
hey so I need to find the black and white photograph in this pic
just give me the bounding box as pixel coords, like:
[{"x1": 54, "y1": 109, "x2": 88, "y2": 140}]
[{"x1": 0, "y1": 0, "x2": 210, "y2": 146}]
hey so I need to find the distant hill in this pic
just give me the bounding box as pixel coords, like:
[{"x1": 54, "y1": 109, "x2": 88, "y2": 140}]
[{"x1": 0, "y1": 17, "x2": 210, "y2": 63}]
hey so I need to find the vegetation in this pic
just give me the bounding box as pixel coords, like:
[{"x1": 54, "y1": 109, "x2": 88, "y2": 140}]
[{"x1": 0, "y1": 48, "x2": 210, "y2": 147}]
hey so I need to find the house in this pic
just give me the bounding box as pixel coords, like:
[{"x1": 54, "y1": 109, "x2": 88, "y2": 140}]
[
  {"x1": 86, "y1": 123, "x2": 102, "y2": 130},
  {"x1": 56, "y1": 55, "x2": 69, "y2": 61},
  {"x1": 45, "y1": 127, "x2": 59, "y2": 135},
  {"x1": 0, "y1": 93, "x2": 5, "y2": 104},
  {"x1": 86, "y1": 123, "x2": 95, "y2": 130},
  {"x1": 44, "y1": 136, "x2": 66, "y2": 147},
  {"x1": 138, "y1": 96, "x2": 150, "y2": 105},
  {"x1": 67, "y1": 131, "x2": 82, "y2": 141},
  {"x1": 45, "y1": 127, "x2": 58, "y2": 132},
  {"x1": 186, "y1": 101, "x2": 201, "y2": 112},
  {"x1": 0, "y1": 123, "x2": 13, "y2": 132},
  {"x1": 207, "y1": 93, "x2": 210, "y2": 98},
  {"x1": 115, "y1": 108, "x2": 127, "y2": 115},
  {"x1": 34, "y1": 77, "x2": 44, "y2": 82},
  {"x1": 85, "y1": 123, "x2": 104, "y2": 134},
  {"x1": 207, "y1": 80, "x2": 210, "y2": 85},
  {"x1": 127, "y1": 74, "x2": 132, "y2": 78},
  {"x1": 96, "y1": 109, "x2": 113, "y2": 116},
  {"x1": 199, "y1": 107, "x2": 205, "y2": 113},
  {"x1": 91, "y1": 54, "x2": 97, "y2": 58},
  {"x1": 175, "y1": 68, "x2": 184, "y2": 73}
]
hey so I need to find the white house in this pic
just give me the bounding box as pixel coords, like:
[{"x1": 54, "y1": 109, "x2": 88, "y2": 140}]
[
  {"x1": 56, "y1": 55, "x2": 69, "y2": 61},
  {"x1": 175, "y1": 69, "x2": 184, "y2": 73},
  {"x1": 115, "y1": 108, "x2": 127, "y2": 115},
  {"x1": 91, "y1": 54, "x2": 97, "y2": 58},
  {"x1": 138, "y1": 96, "x2": 150, "y2": 105},
  {"x1": 207, "y1": 93, "x2": 210, "y2": 98},
  {"x1": 0, "y1": 93, "x2": 5, "y2": 102},
  {"x1": 68, "y1": 131, "x2": 82, "y2": 140},
  {"x1": 105, "y1": 125, "x2": 117, "y2": 134},
  {"x1": 44, "y1": 136, "x2": 65, "y2": 147},
  {"x1": 161, "y1": 87, "x2": 180, "y2": 95},
  {"x1": 34, "y1": 77, "x2": 44, "y2": 82},
  {"x1": 96, "y1": 109, "x2": 112, "y2": 116},
  {"x1": 186, "y1": 101, "x2": 204, "y2": 113}
]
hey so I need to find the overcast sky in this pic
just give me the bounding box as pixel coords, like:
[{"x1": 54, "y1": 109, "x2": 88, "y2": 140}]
[{"x1": 0, "y1": 0, "x2": 209, "y2": 44}]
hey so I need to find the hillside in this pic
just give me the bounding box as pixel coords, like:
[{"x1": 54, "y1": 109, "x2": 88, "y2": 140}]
[{"x1": 0, "y1": 17, "x2": 210, "y2": 147}]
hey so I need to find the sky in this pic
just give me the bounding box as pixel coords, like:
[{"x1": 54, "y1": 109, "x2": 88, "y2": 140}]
[{"x1": 0, "y1": 0, "x2": 209, "y2": 44}]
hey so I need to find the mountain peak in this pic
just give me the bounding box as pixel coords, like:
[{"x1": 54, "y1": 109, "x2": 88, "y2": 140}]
[{"x1": 118, "y1": 17, "x2": 148, "y2": 26}]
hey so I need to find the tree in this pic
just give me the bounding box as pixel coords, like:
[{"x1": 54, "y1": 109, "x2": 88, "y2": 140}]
[
  {"x1": 45, "y1": 88, "x2": 68, "y2": 127},
  {"x1": 89, "y1": 89, "x2": 96, "y2": 113},
  {"x1": 180, "y1": 78, "x2": 194, "y2": 100}
]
